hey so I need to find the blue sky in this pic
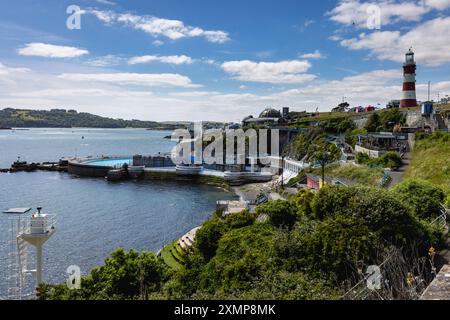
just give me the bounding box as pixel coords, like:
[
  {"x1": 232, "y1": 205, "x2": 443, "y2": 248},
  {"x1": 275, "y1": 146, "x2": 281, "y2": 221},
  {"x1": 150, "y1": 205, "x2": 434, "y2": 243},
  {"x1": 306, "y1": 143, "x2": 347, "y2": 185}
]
[{"x1": 0, "y1": 0, "x2": 449, "y2": 121}]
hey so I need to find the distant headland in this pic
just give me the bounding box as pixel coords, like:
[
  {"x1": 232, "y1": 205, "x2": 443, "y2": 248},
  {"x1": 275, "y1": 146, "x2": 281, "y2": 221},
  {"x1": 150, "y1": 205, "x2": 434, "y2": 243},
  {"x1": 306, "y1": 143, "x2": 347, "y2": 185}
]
[{"x1": 0, "y1": 108, "x2": 194, "y2": 130}]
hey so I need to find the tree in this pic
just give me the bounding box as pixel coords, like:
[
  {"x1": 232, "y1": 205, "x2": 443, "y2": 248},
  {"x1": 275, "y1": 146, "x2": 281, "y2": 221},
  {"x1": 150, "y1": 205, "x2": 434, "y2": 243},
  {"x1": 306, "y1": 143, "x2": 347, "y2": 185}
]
[
  {"x1": 365, "y1": 113, "x2": 381, "y2": 132},
  {"x1": 332, "y1": 102, "x2": 350, "y2": 113},
  {"x1": 310, "y1": 140, "x2": 342, "y2": 185}
]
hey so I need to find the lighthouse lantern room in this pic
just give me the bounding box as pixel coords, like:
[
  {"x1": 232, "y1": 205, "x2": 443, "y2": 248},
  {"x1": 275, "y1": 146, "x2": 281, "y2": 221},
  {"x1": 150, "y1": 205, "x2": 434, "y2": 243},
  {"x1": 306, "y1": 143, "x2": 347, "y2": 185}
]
[{"x1": 400, "y1": 48, "x2": 418, "y2": 108}]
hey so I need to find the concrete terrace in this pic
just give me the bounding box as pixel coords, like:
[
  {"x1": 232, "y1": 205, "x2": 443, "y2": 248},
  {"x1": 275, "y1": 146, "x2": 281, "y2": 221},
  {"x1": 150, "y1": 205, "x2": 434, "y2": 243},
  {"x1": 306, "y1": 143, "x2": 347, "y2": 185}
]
[{"x1": 144, "y1": 167, "x2": 225, "y2": 178}]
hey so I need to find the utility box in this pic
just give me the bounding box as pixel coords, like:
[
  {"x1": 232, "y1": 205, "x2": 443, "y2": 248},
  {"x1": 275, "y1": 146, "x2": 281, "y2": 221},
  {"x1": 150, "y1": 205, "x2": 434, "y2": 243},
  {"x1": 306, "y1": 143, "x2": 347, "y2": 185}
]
[{"x1": 421, "y1": 102, "x2": 433, "y2": 116}]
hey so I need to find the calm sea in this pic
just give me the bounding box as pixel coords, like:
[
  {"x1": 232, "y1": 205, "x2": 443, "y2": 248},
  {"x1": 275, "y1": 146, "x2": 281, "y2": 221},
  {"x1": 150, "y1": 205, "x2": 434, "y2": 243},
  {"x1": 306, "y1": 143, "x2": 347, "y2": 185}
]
[{"x1": 0, "y1": 128, "x2": 236, "y2": 298}]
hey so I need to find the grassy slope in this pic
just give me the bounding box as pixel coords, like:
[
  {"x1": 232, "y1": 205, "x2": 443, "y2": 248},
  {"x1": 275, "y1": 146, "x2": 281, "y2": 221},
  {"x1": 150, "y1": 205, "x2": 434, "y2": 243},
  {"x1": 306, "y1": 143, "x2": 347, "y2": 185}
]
[
  {"x1": 405, "y1": 137, "x2": 450, "y2": 194},
  {"x1": 159, "y1": 241, "x2": 183, "y2": 270},
  {"x1": 326, "y1": 164, "x2": 385, "y2": 187},
  {"x1": 309, "y1": 163, "x2": 385, "y2": 187}
]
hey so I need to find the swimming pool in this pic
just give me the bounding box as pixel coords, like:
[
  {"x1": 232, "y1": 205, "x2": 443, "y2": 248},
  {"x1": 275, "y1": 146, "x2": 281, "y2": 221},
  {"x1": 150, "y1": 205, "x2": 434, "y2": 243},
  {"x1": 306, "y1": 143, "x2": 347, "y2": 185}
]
[{"x1": 83, "y1": 158, "x2": 132, "y2": 167}]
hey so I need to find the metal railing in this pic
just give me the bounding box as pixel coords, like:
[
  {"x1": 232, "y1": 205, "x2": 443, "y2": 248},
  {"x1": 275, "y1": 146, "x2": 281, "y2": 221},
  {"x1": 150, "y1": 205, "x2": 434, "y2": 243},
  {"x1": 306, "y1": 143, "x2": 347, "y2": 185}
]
[
  {"x1": 431, "y1": 205, "x2": 448, "y2": 230},
  {"x1": 17, "y1": 215, "x2": 57, "y2": 235}
]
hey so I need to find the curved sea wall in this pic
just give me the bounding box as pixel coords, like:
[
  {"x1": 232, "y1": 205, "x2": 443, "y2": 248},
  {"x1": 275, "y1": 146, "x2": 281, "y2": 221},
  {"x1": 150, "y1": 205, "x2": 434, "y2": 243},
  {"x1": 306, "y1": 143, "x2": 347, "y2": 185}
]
[
  {"x1": 143, "y1": 169, "x2": 228, "y2": 187},
  {"x1": 68, "y1": 161, "x2": 112, "y2": 177}
]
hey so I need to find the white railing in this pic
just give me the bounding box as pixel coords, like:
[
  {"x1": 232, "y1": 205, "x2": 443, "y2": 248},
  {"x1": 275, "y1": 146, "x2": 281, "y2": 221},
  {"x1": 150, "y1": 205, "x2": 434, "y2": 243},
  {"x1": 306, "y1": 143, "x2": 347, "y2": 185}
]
[
  {"x1": 17, "y1": 215, "x2": 57, "y2": 235},
  {"x1": 284, "y1": 157, "x2": 309, "y2": 174},
  {"x1": 263, "y1": 156, "x2": 309, "y2": 174},
  {"x1": 431, "y1": 205, "x2": 448, "y2": 230}
]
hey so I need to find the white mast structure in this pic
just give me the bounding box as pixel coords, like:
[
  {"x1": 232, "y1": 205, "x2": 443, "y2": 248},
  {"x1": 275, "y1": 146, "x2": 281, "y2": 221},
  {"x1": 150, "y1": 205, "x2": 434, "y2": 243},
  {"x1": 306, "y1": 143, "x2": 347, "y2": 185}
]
[{"x1": 8, "y1": 207, "x2": 56, "y2": 299}]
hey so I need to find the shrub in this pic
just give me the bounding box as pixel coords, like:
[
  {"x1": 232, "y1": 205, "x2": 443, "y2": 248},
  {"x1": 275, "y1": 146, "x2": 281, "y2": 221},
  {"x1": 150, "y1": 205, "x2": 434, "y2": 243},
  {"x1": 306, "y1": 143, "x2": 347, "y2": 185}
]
[
  {"x1": 195, "y1": 217, "x2": 227, "y2": 260},
  {"x1": 256, "y1": 200, "x2": 298, "y2": 229},
  {"x1": 288, "y1": 189, "x2": 315, "y2": 217},
  {"x1": 311, "y1": 185, "x2": 427, "y2": 245},
  {"x1": 356, "y1": 152, "x2": 402, "y2": 170},
  {"x1": 224, "y1": 210, "x2": 255, "y2": 229},
  {"x1": 198, "y1": 224, "x2": 276, "y2": 293},
  {"x1": 392, "y1": 179, "x2": 446, "y2": 220},
  {"x1": 355, "y1": 152, "x2": 371, "y2": 165},
  {"x1": 296, "y1": 215, "x2": 378, "y2": 281},
  {"x1": 40, "y1": 249, "x2": 169, "y2": 300},
  {"x1": 377, "y1": 152, "x2": 403, "y2": 170}
]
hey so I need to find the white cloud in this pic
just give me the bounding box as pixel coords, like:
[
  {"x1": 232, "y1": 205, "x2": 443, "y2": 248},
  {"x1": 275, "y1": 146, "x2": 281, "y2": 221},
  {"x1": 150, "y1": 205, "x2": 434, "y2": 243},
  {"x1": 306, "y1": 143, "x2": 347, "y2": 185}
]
[
  {"x1": 18, "y1": 43, "x2": 89, "y2": 58},
  {"x1": 128, "y1": 55, "x2": 193, "y2": 65},
  {"x1": 14, "y1": 88, "x2": 154, "y2": 98},
  {"x1": 88, "y1": 10, "x2": 116, "y2": 24},
  {"x1": 57, "y1": 72, "x2": 201, "y2": 88},
  {"x1": 2, "y1": 60, "x2": 449, "y2": 121},
  {"x1": 300, "y1": 50, "x2": 324, "y2": 59},
  {"x1": 153, "y1": 40, "x2": 164, "y2": 47},
  {"x1": 424, "y1": 0, "x2": 450, "y2": 10},
  {"x1": 87, "y1": 10, "x2": 230, "y2": 43},
  {"x1": 85, "y1": 54, "x2": 124, "y2": 67},
  {"x1": 221, "y1": 60, "x2": 316, "y2": 84},
  {"x1": 273, "y1": 69, "x2": 403, "y2": 109},
  {"x1": 339, "y1": 16, "x2": 450, "y2": 66},
  {"x1": 0, "y1": 62, "x2": 31, "y2": 77},
  {"x1": 95, "y1": 0, "x2": 116, "y2": 5},
  {"x1": 169, "y1": 91, "x2": 221, "y2": 97},
  {"x1": 327, "y1": 0, "x2": 450, "y2": 28}
]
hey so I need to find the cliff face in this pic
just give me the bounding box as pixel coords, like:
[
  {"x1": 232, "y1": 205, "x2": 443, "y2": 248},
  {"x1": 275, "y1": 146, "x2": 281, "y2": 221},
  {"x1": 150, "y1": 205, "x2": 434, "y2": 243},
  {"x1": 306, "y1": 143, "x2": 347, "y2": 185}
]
[{"x1": 405, "y1": 110, "x2": 450, "y2": 132}]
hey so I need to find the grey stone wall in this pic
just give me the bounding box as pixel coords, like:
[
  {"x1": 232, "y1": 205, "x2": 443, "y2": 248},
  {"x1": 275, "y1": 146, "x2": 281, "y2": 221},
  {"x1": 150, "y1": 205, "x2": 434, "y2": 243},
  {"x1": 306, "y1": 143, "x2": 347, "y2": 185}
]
[{"x1": 133, "y1": 155, "x2": 175, "y2": 167}]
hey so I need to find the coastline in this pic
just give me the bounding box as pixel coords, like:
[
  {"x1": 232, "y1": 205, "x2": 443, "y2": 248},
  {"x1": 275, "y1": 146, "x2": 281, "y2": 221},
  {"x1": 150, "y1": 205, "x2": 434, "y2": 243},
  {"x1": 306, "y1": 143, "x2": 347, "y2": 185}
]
[{"x1": 232, "y1": 180, "x2": 276, "y2": 202}]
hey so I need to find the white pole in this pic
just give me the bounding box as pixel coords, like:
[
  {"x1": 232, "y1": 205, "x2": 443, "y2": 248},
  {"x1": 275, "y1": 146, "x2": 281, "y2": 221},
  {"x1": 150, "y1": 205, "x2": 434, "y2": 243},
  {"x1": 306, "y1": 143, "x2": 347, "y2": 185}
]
[{"x1": 36, "y1": 245, "x2": 43, "y2": 286}]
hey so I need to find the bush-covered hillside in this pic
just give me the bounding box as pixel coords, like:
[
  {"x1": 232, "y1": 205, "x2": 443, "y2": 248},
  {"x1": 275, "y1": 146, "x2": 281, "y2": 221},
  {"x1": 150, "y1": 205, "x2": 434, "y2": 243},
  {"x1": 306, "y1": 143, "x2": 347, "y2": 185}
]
[
  {"x1": 40, "y1": 183, "x2": 445, "y2": 300},
  {"x1": 0, "y1": 108, "x2": 178, "y2": 129}
]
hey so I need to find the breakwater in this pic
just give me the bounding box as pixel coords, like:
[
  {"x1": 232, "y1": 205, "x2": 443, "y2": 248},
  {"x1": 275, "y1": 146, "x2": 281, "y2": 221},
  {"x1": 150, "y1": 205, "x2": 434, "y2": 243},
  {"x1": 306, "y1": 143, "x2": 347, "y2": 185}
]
[{"x1": 0, "y1": 159, "x2": 69, "y2": 173}]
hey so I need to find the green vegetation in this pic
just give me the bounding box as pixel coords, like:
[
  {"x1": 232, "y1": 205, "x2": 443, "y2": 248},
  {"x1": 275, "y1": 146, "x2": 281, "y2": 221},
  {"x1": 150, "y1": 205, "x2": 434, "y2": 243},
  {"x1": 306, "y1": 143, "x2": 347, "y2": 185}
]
[
  {"x1": 39, "y1": 249, "x2": 169, "y2": 300},
  {"x1": 345, "y1": 128, "x2": 367, "y2": 147},
  {"x1": 393, "y1": 179, "x2": 446, "y2": 220},
  {"x1": 0, "y1": 108, "x2": 183, "y2": 129},
  {"x1": 159, "y1": 241, "x2": 184, "y2": 270},
  {"x1": 288, "y1": 128, "x2": 341, "y2": 162},
  {"x1": 320, "y1": 117, "x2": 356, "y2": 134},
  {"x1": 40, "y1": 182, "x2": 445, "y2": 300},
  {"x1": 364, "y1": 108, "x2": 406, "y2": 132},
  {"x1": 406, "y1": 131, "x2": 450, "y2": 195},
  {"x1": 355, "y1": 151, "x2": 403, "y2": 170},
  {"x1": 288, "y1": 162, "x2": 386, "y2": 188},
  {"x1": 288, "y1": 128, "x2": 325, "y2": 160},
  {"x1": 256, "y1": 200, "x2": 297, "y2": 229},
  {"x1": 324, "y1": 163, "x2": 385, "y2": 186}
]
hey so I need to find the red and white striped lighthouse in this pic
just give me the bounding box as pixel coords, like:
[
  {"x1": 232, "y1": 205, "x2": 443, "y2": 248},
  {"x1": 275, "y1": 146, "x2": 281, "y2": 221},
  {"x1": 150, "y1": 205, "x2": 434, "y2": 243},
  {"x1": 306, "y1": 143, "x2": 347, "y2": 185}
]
[{"x1": 400, "y1": 48, "x2": 418, "y2": 108}]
